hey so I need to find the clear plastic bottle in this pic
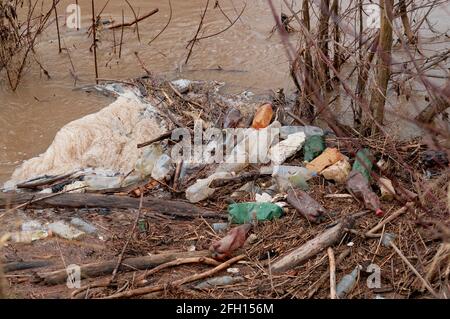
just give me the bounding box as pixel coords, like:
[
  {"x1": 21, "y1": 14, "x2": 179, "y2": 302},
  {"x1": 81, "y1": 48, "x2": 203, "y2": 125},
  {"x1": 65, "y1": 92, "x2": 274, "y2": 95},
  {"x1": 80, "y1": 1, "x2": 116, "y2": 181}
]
[
  {"x1": 337, "y1": 266, "x2": 361, "y2": 298},
  {"x1": 271, "y1": 165, "x2": 316, "y2": 191},
  {"x1": 151, "y1": 154, "x2": 174, "y2": 181}
]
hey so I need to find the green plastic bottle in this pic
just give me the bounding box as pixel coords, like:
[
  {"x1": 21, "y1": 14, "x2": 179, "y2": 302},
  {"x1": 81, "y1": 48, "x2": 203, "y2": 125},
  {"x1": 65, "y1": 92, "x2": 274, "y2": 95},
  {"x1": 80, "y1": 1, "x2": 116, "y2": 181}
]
[
  {"x1": 228, "y1": 202, "x2": 283, "y2": 224},
  {"x1": 304, "y1": 135, "x2": 326, "y2": 162},
  {"x1": 352, "y1": 148, "x2": 373, "y2": 182}
]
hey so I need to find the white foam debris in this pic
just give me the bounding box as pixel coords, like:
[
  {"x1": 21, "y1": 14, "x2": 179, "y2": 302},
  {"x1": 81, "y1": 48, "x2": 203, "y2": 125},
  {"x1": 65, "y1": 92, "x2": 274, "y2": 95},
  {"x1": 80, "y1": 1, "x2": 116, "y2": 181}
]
[{"x1": 6, "y1": 85, "x2": 167, "y2": 188}]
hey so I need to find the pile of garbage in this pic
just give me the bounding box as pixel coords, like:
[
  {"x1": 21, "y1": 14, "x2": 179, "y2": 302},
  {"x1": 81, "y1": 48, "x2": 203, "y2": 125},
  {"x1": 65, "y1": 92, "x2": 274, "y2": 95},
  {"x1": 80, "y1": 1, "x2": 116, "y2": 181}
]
[{"x1": 0, "y1": 77, "x2": 448, "y2": 299}]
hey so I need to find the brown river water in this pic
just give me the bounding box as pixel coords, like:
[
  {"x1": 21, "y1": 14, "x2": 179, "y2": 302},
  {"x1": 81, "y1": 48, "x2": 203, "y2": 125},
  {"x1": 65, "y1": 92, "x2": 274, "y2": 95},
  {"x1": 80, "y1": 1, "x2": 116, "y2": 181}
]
[{"x1": 0, "y1": 0, "x2": 449, "y2": 184}]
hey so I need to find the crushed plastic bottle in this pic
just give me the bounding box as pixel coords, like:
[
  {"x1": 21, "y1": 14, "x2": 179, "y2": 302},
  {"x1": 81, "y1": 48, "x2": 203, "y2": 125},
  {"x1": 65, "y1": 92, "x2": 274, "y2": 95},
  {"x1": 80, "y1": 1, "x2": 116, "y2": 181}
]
[
  {"x1": 251, "y1": 103, "x2": 273, "y2": 129},
  {"x1": 280, "y1": 126, "x2": 324, "y2": 139},
  {"x1": 304, "y1": 135, "x2": 326, "y2": 162},
  {"x1": 84, "y1": 174, "x2": 122, "y2": 191},
  {"x1": 346, "y1": 171, "x2": 383, "y2": 216},
  {"x1": 352, "y1": 148, "x2": 374, "y2": 182},
  {"x1": 228, "y1": 202, "x2": 283, "y2": 224},
  {"x1": 271, "y1": 165, "x2": 316, "y2": 191},
  {"x1": 269, "y1": 132, "x2": 306, "y2": 165},
  {"x1": 48, "y1": 221, "x2": 85, "y2": 240},
  {"x1": 378, "y1": 177, "x2": 395, "y2": 201},
  {"x1": 336, "y1": 265, "x2": 361, "y2": 298},
  {"x1": 70, "y1": 218, "x2": 97, "y2": 235},
  {"x1": 185, "y1": 172, "x2": 232, "y2": 203},
  {"x1": 135, "y1": 144, "x2": 163, "y2": 178},
  {"x1": 151, "y1": 154, "x2": 174, "y2": 181},
  {"x1": 223, "y1": 107, "x2": 242, "y2": 128},
  {"x1": 287, "y1": 189, "x2": 327, "y2": 223}
]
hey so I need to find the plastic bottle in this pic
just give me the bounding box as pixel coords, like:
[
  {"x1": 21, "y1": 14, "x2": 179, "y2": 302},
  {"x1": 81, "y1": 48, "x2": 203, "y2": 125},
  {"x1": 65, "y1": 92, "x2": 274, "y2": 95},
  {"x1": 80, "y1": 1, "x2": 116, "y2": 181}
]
[
  {"x1": 223, "y1": 108, "x2": 242, "y2": 128},
  {"x1": 251, "y1": 103, "x2": 273, "y2": 129},
  {"x1": 336, "y1": 266, "x2": 361, "y2": 298},
  {"x1": 151, "y1": 154, "x2": 174, "y2": 181},
  {"x1": 352, "y1": 148, "x2": 374, "y2": 182},
  {"x1": 271, "y1": 165, "x2": 316, "y2": 191},
  {"x1": 84, "y1": 175, "x2": 122, "y2": 191},
  {"x1": 135, "y1": 144, "x2": 163, "y2": 178},
  {"x1": 346, "y1": 171, "x2": 383, "y2": 216},
  {"x1": 228, "y1": 202, "x2": 283, "y2": 224},
  {"x1": 304, "y1": 135, "x2": 326, "y2": 162},
  {"x1": 185, "y1": 172, "x2": 232, "y2": 203}
]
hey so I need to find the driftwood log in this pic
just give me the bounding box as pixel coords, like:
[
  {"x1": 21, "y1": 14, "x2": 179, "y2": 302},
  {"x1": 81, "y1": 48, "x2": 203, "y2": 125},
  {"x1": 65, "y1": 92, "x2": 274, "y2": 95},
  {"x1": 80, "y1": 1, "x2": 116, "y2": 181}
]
[
  {"x1": 35, "y1": 250, "x2": 210, "y2": 285},
  {"x1": 0, "y1": 193, "x2": 225, "y2": 220},
  {"x1": 271, "y1": 217, "x2": 354, "y2": 273},
  {"x1": 3, "y1": 260, "x2": 52, "y2": 273}
]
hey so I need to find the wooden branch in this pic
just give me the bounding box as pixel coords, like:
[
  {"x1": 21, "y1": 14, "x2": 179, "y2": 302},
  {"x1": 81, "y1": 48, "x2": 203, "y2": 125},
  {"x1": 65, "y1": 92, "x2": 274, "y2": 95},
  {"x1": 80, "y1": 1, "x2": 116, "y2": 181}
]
[
  {"x1": 35, "y1": 250, "x2": 210, "y2": 285},
  {"x1": 0, "y1": 193, "x2": 225, "y2": 220},
  {"x1": 307, "y1": 248, "x2": 350, "y2": 298},
  {"x1": 271, "y1": 217, "x2": 354, "y2": 273},
  {"x1": 137, "y1": 131, "x2": 172, "y2": 148},
  {"x1": 107, "y1": 8, "x2": 159, "y2": 29},
  {"x1": 327, "y1": 247, "x2": 337, "y2": 299},
  {"x1": 366, "y1": 203, "x2": 413, "y2": 235},
  {"x1": 103, "y1": 254, "x2": 245, "y2": 299},
  {"x1": 136, "y1": 257, "x2": 220, "y2": 286},
  {"x1": 3, "y1": 260, "x2": 52, "y2": 273}
]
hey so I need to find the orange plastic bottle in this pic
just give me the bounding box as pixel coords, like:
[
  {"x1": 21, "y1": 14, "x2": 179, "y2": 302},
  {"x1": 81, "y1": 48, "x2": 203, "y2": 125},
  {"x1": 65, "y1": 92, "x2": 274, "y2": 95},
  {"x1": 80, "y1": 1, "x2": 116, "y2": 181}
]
[{"x1": 251, "y1": 103, "x2": 273, "y2": 129}]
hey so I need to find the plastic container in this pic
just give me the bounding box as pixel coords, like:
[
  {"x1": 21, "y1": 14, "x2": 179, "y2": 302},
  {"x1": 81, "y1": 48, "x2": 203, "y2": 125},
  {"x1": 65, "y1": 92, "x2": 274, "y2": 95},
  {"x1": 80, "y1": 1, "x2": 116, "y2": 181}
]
[
  {"x1": 84, "y1": 175, "x2": 122, "y2": 191},
  {"x1": 252, "y1": 103, "x2": 273, "y2": 129},
  {"x1": 346, "y1": 171, "x2": 383, "y2": 216},
  {"x1": 272, "y1": 165, "x2": 316, "y2": 191},
  {"x1": 336, "y1": 266, "x2": 361, "y2": 298},
  {"x1": 70, "y1": 218, "x2": 97, "y2": 235},
  {"x1": 352, "y1": 148, "x2": 373, "y2": 182},
  {"x1": 48, "y1": 221, "x2": 85, "y2": 240},
  {"x1": 151, "y1": 154, "x2": 174, "y2": 181},
  {"x1": 135, "y1": 144, "x2": 163, "y2": 178},
  {"x1": 304, "y1": 135, "x2": 326, "y2": 162},
  {"x1": 269, "y1": 132, "x2": 306, "y2": 165},
  {"x1": 185, "y1": 172, "x2": 232, "y2": 203},
  {"x1": 228, "y1": 202, "x2": 283, "y2": 224}
]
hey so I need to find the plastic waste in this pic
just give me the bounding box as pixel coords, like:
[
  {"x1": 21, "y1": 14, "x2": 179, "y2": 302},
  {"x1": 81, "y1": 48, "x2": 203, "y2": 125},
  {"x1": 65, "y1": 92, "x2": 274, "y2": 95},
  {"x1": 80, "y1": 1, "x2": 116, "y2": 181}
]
[
  {"x1": 151, "y1": 154, "x2": 174, "y2": 181},
  {"x1": 271, "y1": 165, "x2": 316, "y2": 191},
  {"x1": 185, "y1": 172, "x2": 232, "y2": 203},
  {"x1": 378, "y1": 177, "x2": 395, "y2": 201},
  {"x1": 135, "y1": 144, "x2": 163, "y2": 179},
  {"x1": 352, "y1": 148, "x2": 374, "y2": 182},
  {"x1": 194, "y1": 275, "x2": 244, "y2": 289},
  {"x1": 304, "y1": 135, "x2": 326, "y2": 162},
  {"x1": 269, "y1": 132, "x2": 306, "y2": 165},
  {"x1": 48, "y1": 221, "x2": 85, "y2": 240},
  {"x1": 10, "y1": 230, "x2": 48, "y2": 243},
  {"x1": 63, "y1": 180, "x2": 88, "y2": 193},
  {"x1": 212, "y1": 223, "x2": 229, "y2": 233},
  {"x1": 84, "y1": 175, "x2": 122, "y2": 191},
  {"x1": 252, "y1": 103, "x2": 273, "y2": 129},
  {"x1": 228, "y1": 203, "x2": 283, "y2": 224},
  {"x1": 223, "y1": 108, "x2": 242, "y2": 128},
  {"x1": 280, "y1": 125, "x2": 324, "y2": 139},
  {"x1": 70, "y1": 218, "x2": 97, "y2": 234},
  {"x1": 287, "y1": 189, "x2": 327, "y2": 223},
  {"x1": 218, "y1": 121, "x2": 281, "y2": 171},
  {"x1": 336, "y1": 266, "x2": 361, "y2": 298},
  {"x1": 306, "y1": 148, "x2": 344, "y2": 173},
  {"x1": 21, "y1": 220, "x2": 43, "y2": 232},
  {"x1": 321, "y1": 158, "x2": 351, "y2": 184},
  {"x1": 346, "y1": 171, "x2": 383, "y2": 216},
  {"x1": 381, "y1": 232, "x2": 396, "y2": 247},
  {"x1": 255, "y1": 193, "x2": 273, "y2": 203},
  {"x1": 209, "y1": 224, "x2": 252, "y2": 259}
]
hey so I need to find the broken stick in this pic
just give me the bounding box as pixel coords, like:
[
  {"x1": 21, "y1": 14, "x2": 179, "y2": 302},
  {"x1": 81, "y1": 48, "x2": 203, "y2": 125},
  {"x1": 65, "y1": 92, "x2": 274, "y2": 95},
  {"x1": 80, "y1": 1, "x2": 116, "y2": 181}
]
[
  {"x1": 271, "y1": 217, "x2": 354, "y2": 273},
  {"x1": 108, "y1": 8, "x2": 159, "y2": 29}
]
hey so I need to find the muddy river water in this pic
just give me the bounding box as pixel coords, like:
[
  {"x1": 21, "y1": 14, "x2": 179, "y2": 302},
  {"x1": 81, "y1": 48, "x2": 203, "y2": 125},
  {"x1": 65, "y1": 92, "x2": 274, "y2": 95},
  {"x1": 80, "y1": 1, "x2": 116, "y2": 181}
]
[{"x1": 0, "y1": 0, "x2": 449, "y2": 184}]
